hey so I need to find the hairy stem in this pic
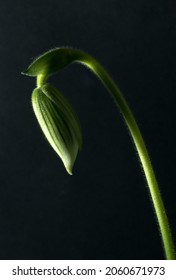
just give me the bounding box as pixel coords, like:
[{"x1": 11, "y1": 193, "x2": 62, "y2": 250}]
[{"x1": 67, "y1": 49, "x2": 175, "y2": 259}]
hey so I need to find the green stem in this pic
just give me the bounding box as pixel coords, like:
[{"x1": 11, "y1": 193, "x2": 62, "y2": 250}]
[
  {"x1": 37, "y1": 74, "x2": 48, "y2": 88},
  {"x1": 67, "y1": 49, "x2": 175, "y2": 259}
]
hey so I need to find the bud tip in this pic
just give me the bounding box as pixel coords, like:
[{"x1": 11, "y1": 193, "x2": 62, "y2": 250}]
[{"x1": 66, "y1": 167, "x2": 73, "y2": 175}]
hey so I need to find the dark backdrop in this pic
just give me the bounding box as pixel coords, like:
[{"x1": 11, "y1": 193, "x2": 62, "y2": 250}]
[{"x1": 0, "y1": 0, "x2": 175, "y2": 259}]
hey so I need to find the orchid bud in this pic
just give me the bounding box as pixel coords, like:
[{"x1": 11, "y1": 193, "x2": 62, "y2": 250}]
[{"x1": 32, "y1": 83, "x2": 82, "y2": 175}]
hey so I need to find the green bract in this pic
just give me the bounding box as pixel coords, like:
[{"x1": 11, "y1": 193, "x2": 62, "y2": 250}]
[
  {"x1": 32, "y1": 83, "x2": 82, "y2": 175},
  {"x1": 22, "y1": 48, "x2": 75, "y2": 77}
]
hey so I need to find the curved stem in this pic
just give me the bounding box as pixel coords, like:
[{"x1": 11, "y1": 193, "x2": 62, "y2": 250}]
[{"x1": 66, "y1": 50, "x2": 175, "y2": 259}]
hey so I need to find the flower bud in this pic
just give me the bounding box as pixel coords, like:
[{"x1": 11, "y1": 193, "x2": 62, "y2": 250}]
[{"x1": 32, "y1": 83, "x2": 82, "y2": 175}]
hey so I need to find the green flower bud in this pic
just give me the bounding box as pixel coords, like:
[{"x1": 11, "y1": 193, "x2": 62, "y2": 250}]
[{"x1": 32, "y1": 83, "x2": 82, "y2": 175}]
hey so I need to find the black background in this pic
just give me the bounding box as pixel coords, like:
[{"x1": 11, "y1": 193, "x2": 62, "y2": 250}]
[{"x1": 0, "y1": 0, "x2": 175, "y2": 259}]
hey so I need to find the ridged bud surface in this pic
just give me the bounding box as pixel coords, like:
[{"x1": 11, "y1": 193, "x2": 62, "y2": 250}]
[{"x1": 32, "y1": 83, "x2": 82, "y2": 174}]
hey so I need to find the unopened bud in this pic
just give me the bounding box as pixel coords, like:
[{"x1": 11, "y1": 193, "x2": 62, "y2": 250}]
[{"x1": 32, "y1": 83, "x2": 82, "y2": 175}]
